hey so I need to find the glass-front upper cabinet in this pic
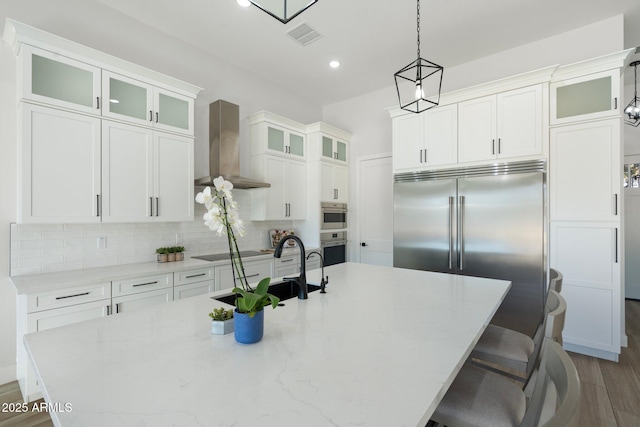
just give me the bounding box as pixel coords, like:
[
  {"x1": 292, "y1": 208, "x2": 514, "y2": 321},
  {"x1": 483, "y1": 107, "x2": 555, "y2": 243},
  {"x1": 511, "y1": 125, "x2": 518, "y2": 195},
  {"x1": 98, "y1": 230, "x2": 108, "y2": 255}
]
[
  {"x1": 265, "y1": 124, "x2": 305, "y2": 158},
  {"x1": 550, "y1": 69, "x2": 620, "y2": 125},
  {"x1": 103, "y1": 72, "x2": 194, "y2": 135},
  {"x1": 322, "y1": 135, "x2": 347, "y2": 163},
  {"x1": 21, "y1": 45, "x2": 101, "y2": 115}
]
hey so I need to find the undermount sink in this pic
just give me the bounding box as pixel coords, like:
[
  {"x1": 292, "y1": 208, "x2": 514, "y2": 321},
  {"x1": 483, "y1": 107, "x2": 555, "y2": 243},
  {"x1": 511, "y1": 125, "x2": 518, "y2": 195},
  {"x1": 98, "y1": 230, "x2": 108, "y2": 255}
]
[{"x1": 212, "y1": 281, "x2": 321, "y2": 305}]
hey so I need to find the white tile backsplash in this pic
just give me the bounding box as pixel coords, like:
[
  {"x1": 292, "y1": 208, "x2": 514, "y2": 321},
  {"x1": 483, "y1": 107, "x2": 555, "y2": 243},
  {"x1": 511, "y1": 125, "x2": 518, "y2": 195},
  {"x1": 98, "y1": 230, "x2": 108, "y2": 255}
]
[{"x1": 10, "y1": 191, "x2": 296, "y2": 276}]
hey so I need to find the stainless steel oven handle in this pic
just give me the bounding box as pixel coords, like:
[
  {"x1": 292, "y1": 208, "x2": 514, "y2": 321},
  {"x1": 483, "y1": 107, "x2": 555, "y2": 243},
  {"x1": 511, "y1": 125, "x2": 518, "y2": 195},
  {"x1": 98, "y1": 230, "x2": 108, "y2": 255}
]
[{"x1": 321, "y1": 240, "x2": 348, "y2": 248}]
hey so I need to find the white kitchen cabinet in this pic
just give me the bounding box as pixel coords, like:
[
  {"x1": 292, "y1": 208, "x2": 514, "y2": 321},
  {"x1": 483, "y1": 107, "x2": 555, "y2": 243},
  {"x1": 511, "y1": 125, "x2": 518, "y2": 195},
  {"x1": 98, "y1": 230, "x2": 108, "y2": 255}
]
[
  {"x1": 20, "y1": 45, "x2": 101, "y2": 115},
  {"x1": 103, "y1": 71, "x2": 195, "y2": 136},
  {"x1": 392, "y1": 104, "x2": 457, "y2": 172},
  {"x1": 550, "y1": 221, "x2": 621, "y2": 357},
  {"x1": 112, "y1": 288, "x2": 173, "y2": 314},
  {"x1": 101, "y1": 121, "x2": 193, "y2": 222},
  {"x1": 17, "y1": 282, "x2": 111, "y2": 401},
  {"x1": 550, "y1": 119, "x2": 621, "y2": 221},
  {"x1": 215, "y1": 258, "x2": 272, "y2": 291},
  {"x1": 458, "y1": 85, "x2": 542, "y2": 163},
  {"x1": 551, "y1": 69, "x2": 620, "y2": 125},
  {"x1": 20, "y1": 103, "x2": 101, "y2": 223},
  {"x1": 321, "y1": 135, "x2": 348, "y2": 163},
  {"x1": 111, "y1": 273, "x2": 173, "y2": 313},
  {"x1": 320, "y1": 163, "x2": 348, "y2": 203},
  {"x1": 306, "y1": 122, "x2": 351, "y2": 166},
  {"x1": 174, "y1": 267, "x2": 215, "y2": 300},
  {"x1": 274, "y1": 254, "x2": 299, "y2": 277},
  {"x1": 251, "y1": 155, "x2": 306, "y2": 220},
  {"x1": 250, "y1": 113, "x2": 306, "y2": 160}
]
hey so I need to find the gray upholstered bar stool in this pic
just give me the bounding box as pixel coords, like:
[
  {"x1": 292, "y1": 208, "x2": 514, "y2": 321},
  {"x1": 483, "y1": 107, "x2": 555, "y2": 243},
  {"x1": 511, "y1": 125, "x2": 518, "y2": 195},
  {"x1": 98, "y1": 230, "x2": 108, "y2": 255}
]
[
  {"x1": 470, "y1": 289, "x2": 566, "y2": 384},
  {"x1": 430, "y1": 338, "x2": 581, "y2": 427},
  {"x1": 549, "y1": 268, "x2": 563, "y2": 293}
]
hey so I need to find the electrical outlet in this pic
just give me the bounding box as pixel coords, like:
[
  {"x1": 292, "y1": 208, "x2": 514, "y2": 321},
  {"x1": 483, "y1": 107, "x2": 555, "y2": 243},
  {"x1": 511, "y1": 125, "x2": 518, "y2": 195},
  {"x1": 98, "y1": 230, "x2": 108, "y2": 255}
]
[
  {"x1": 175, "y1": 233, "x2": 184, "y2": 244},
  {"x1": 97, "y1": 237, "x2": 107, "y2": 249}
]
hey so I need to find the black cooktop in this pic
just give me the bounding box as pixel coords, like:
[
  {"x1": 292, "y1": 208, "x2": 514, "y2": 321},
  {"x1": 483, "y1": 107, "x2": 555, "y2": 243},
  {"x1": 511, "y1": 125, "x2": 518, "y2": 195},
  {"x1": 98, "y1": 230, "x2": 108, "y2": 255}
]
[{"x1": 191, "y1": 250, "x2": 267, "y2": 262}]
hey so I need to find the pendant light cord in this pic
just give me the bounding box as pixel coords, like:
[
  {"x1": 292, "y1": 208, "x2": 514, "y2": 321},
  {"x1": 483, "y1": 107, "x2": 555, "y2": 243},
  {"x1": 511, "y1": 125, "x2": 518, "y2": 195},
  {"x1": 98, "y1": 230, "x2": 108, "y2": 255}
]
[{"x1": 416, "y1": 0, "x2": 421, "y2": 59}]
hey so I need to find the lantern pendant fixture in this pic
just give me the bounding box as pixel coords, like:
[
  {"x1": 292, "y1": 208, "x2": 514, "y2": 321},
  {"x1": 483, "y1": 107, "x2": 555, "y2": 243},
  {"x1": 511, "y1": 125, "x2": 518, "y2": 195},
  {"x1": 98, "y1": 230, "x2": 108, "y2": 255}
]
[
  {"x1": 243, "y1": 0, "x2": 318, "y2": 24},
  {"x1": 394, "y1": 0, "x2": 444, "y2": 114},
  {"x1": 625, "y1": 60, "x2": 640, "y2": 127}
]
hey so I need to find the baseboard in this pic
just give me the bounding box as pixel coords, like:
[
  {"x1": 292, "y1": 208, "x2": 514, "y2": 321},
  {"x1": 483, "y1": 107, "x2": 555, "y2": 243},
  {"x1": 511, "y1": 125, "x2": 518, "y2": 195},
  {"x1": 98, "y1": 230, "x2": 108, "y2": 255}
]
[
  {"x1": 622, "y1": 334, "x2": 629, "y2": 348},
  {"x1": 563, "y1": 342, "x2": 619, "y2": 362},
  {"x1": 0, "y1": 362, "x2": 17, "y2": 385}
]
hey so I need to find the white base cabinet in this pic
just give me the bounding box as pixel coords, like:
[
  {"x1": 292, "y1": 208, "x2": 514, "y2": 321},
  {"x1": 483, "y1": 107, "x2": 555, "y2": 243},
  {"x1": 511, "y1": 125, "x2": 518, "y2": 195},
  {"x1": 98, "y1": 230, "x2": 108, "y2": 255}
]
[
  {"x1": 215, "y1": 258, "x2": 273, "y2": 291},
  {"x1": 174, "y1": 267, "x2": 214, "y2": 300},
  {"x1": 112, "y1": 288, "x2": 173, "y2": 313}
]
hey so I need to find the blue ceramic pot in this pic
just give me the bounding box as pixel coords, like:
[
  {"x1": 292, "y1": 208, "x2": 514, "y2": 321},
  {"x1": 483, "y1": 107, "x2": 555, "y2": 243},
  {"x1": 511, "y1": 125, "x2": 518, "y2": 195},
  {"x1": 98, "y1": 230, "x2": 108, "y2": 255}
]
[{"x1": 234, "y1": 309, "x2": 264, "y2": 344}]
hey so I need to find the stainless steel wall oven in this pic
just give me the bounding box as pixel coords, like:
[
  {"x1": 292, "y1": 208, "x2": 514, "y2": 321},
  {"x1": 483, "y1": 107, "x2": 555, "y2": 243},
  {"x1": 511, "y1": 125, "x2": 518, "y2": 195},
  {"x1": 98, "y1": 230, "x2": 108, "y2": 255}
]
[
  {"x1": 321, "y1": 202, "x2": 347, "y2": 230},
  {"x1": 320, "y1": 231, "x2": 347, "y2": 266}
]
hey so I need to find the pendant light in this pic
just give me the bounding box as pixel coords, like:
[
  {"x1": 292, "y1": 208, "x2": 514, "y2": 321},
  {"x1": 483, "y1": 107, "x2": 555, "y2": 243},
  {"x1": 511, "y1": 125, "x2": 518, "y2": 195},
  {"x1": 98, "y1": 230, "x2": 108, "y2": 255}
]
[
  {"x1": 242, "y1": 0, "x2": 318, "y2": 24},
  {"x1": 394, "y1": 0, "x2": 444, "y2": 114},
  {"x1": 625, "y1": 60, "x2": 640, "y2": 127}
]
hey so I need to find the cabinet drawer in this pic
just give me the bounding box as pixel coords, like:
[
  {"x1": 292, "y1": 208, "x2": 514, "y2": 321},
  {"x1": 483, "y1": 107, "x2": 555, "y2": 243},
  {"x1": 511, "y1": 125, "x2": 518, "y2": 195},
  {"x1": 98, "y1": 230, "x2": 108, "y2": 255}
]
[
  {"x1": 28, "y1": 299, "x2": 110, "y2": 332},
  {"x1": 112, "y1": 273, "x2": 173, "y2": 297},
  {"x1": 27, "y1": 282, "x2": 111, "y2": 313},
  {"x1": 215, "y1": 259, "x2": 272, "y2": 291},
  {"x1": 175, "y1": 267, "x2": 214, "y2": 286},
  {"x1": 174, "y1": 281, "x2": 214, "y2": 300},
  {"x1": 112, "y1": 288, "x2": 173, "y2": 313}
]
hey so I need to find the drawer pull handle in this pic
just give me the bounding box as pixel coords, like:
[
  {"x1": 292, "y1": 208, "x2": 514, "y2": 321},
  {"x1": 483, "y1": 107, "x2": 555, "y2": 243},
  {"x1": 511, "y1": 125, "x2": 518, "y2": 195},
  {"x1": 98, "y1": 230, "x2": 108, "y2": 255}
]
[
  {"x1": 186, "y1": 273, "x2": 206, "y2": 278},
  {"x1": 281, "y1": 259, "x2": 294, "y2": 263},
  {"x1": 133, "y1": 281, "x2": 158, "y2": 287},
  {"x1": 55, "y1": 292, "x2": 90, "y2": 300},
  {"x1": 246, "y1": 273, "x2": 260, "y2": 278}
]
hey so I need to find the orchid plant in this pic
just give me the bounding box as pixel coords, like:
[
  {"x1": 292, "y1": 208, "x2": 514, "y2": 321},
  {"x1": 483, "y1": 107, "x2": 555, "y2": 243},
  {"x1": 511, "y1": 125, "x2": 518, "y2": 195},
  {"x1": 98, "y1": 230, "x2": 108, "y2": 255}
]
[{"x1": 196, "y1": 177, "x2": 279, "y2": 317}]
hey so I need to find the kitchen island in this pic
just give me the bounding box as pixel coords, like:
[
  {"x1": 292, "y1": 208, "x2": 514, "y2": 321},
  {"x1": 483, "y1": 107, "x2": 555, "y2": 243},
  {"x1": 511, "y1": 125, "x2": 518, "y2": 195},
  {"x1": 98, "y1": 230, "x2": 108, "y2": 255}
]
[{"x1": 23, "y1": 262, "x2": 510, "y2": 427}]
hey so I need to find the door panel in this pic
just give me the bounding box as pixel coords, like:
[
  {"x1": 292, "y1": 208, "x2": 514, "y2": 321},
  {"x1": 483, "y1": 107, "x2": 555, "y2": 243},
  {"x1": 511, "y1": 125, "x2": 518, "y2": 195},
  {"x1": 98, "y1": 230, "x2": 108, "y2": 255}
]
[
  {"x1": 393, "y1": 179, "x2": 457, "y2": 273},
  {"x1": 458, "y1": 172, "x2": 544, "y2": 337}
]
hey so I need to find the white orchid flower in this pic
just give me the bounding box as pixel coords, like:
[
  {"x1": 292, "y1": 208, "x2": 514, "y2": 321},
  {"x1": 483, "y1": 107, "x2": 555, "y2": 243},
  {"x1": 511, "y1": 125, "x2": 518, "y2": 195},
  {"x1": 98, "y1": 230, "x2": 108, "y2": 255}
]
[
  {"x1": 195, "y1": 186, "x2": 215, "y2": 210},
  {"x1": 213, "y1": 176, "x2": 234, "y2": 199}
]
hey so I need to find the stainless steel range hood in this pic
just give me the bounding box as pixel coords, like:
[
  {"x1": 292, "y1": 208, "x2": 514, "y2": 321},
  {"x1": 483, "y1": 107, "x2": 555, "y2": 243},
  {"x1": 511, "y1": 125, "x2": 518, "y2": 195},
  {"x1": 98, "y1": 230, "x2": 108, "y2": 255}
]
[{"x1": 194, "y1": 100, "x2": 270, "y2": 189}]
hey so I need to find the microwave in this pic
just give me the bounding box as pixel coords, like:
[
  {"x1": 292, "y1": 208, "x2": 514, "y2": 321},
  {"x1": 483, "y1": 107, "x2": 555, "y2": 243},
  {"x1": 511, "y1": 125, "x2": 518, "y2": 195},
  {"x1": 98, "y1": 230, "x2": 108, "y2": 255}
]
[{"x1": 321, "y1": 202, "x2": 347, "y2": 230}]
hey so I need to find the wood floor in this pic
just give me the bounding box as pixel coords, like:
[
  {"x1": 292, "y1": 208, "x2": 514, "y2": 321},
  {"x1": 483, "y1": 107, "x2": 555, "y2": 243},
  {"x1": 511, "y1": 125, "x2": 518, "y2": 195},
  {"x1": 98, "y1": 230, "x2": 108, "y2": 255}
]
[
  {"x1": 0, "y1": 382, "x2": 52, "y2": 427},
  {"x1": 570, "y1": 299, "x2": 640, "y2": 426},
  {"x1": 2, "y1": 300, "x2": 640, "y2": 426}
]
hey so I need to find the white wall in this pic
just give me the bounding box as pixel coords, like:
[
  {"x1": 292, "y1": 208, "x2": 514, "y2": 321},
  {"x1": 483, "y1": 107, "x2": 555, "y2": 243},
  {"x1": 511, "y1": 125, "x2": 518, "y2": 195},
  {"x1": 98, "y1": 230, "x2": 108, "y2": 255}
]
[{"x1": 323, "y1": 15, "x2": 625, "y2": 262}]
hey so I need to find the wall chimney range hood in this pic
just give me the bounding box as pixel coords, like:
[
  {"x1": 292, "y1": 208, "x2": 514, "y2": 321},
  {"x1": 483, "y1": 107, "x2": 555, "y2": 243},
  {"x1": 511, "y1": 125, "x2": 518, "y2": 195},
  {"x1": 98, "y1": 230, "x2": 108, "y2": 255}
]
[{"x1": 194, "y1": 100, "x2": 270, "y2": 189}]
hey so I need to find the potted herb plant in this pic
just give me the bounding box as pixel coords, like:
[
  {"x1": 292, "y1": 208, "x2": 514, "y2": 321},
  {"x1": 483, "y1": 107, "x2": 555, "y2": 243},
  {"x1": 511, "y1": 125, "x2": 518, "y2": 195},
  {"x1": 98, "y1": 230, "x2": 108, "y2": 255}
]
[
  {"x1": 174, "y1": 246, "x2": 185, "y2": 261},
  {"x1": 156, "y1": 247, "x2": 169, "y2": 263},
  {"x1": 196, "y1": 177, "x2": 280, "y2": 344},
  {"x1": 167, "y1": 246, "x2": 177, "y2": 262},
  {"x1": 209, "y1": 307, "x2": 234, "y2": 335}
]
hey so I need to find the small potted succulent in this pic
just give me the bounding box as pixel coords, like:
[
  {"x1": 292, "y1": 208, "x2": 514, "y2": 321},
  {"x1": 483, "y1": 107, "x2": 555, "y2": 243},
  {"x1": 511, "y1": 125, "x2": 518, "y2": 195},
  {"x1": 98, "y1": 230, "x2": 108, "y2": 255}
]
[
  {"x1": 174, "y1": 246, "x2": 185, "y2": 261},
  {"x1": 156, "y1": 247, "x2": 169, "y2": 263},
  {"x1": 209, "y1": 307, "x2": 234, "y2": 335},
  {"x1": 167, "y1": 246, "x2": 177, "y2": 262}
]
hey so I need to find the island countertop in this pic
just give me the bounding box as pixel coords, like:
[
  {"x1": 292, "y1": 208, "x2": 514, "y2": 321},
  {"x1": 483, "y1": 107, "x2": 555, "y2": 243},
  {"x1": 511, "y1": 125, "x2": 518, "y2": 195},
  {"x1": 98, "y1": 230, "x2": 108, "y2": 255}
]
[{"x1": 24, "y1": 262, "x2": 511, "y2": 427}]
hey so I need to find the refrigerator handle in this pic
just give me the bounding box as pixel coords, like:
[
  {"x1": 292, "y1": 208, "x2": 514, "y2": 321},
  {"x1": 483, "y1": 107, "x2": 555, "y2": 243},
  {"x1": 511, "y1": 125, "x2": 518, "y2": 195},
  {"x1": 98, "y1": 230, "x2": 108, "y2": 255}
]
[
  {"x1": 459, "y1": 195, "x2": 465, "y2": 270},
  {"x1": 448, "y1": 196, "x2": 454, "y2": 269}
]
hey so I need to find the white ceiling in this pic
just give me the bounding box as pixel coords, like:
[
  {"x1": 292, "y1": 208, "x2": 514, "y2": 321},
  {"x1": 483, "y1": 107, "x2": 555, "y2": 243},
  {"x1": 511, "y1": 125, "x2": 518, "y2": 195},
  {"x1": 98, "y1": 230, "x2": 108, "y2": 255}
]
[{"x1": 10, "y1": 0, "x2": 640, "y2": 107}]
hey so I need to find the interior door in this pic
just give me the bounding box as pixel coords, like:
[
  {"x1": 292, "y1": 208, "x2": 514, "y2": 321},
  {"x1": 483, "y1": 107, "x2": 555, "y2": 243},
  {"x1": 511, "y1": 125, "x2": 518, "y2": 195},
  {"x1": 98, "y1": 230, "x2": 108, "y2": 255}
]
[
  {"x1": 458, "y1": 172, "x2": 544, "y2": 337},
  {"x1": 359, "y1": 155, "x2": 393, "y2": 266},
  {"x1": 393, "y1": 178, "x2": 457, "y2": 273}
]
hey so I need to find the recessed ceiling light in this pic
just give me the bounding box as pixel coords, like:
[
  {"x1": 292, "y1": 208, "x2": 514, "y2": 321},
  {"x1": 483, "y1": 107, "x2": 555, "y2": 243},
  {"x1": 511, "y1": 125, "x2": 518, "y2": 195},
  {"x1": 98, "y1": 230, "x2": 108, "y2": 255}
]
[
  {"x1": 237, "y1": 0, "x2": 251, "y2": 7},
  {"x1": 329, "y1": 60, "x2": 340, "y2": 69}
]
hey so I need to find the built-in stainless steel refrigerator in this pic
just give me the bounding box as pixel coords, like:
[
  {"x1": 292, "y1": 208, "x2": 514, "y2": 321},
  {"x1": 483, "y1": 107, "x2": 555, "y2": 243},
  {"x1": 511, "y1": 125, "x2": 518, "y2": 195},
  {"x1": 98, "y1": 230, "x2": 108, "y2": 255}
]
[{"x1": 393, "y1": 160, "x2": 546, "y2": 337}]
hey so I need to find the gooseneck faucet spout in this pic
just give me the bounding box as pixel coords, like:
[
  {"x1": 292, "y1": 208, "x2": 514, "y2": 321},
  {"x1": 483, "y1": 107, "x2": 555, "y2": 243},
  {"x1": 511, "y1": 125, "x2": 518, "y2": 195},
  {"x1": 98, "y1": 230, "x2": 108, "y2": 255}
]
[{"x1": 274, "y1": 235, "x2": 307, "y2": 299}]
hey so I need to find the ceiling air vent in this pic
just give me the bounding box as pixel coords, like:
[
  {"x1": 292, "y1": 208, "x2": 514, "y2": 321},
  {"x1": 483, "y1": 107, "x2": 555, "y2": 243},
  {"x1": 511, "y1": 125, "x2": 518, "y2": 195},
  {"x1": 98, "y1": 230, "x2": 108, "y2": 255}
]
[{"x1": 286, "y1": 22, "x2": 322, "y2": 47}]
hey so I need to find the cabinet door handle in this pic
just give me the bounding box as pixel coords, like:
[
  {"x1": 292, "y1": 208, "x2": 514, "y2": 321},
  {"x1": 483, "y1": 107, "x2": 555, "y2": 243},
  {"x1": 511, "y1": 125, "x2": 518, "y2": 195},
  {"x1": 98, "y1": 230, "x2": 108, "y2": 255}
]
[
  {"x1": 96, "y1": 194, "x2": 101, "y2": 217},
  {"x1": 133, "y1": 281, "x2": 159, "y2": 287},
  {"x1": 492, "y1": 139, "x2": 496, "y2": 155},
  {"x1": 116, "y1": 303, "x2": 121, "y2": 314},
  {"x1": 614, "y1": 97, "x2": 618, "y2": 110},
  {"x1": 150, "y1": 197, "x2": 154, "y2": 217},
  {"x1": 107, "y1": 305, "x2": 112, "y2": 316},
  {"x1": 155, "y1": 112, "x2": 159, "y2": 123},
  {"x1": 419, "y1": 149, "x2": 423, "y2": 163},
  {"x1": 498, "y1": 138, "x2": 501, "y2": 154},
  {"x1": 96, "y1": 97, "x2": 100, "y2": 110},
  {"x1": 55, "y1": 292, "x2": 90, "y2": 300},
  {"x1": 156, "y1": 197, "x2": 159, "y2": 217},
  {"x1": 614, "y1": 193, "x2": 618, "y2": 216},
  {"x1": 615, "y1": 228, "x2": 619, "y2": 263},
  {"x1": 186, "y1": 273, "x2": 206, "y2": 279},
  {"x1": 424, "y1": 149, "x2": 427, "y2": 163},
  {"x1": 149, "y1": 110, "x2": 153, "y2": 121}
]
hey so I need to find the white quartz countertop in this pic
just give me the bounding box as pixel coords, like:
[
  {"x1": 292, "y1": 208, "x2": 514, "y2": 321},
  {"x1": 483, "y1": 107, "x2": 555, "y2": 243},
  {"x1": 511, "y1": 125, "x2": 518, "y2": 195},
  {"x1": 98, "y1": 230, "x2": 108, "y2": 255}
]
[
  {"x1": 24, "y1": 262, "x2": 510, "y2": 427},
  {"x1": 11, "y1": 247, "x2": 306, "y2": 294}
]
